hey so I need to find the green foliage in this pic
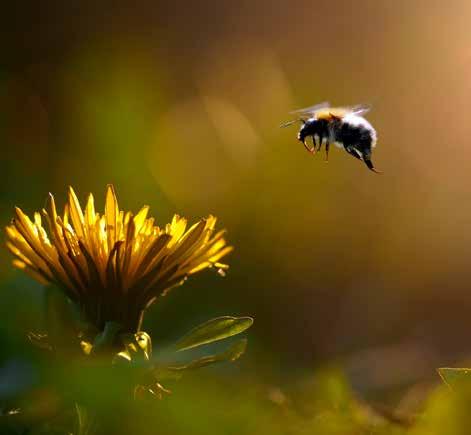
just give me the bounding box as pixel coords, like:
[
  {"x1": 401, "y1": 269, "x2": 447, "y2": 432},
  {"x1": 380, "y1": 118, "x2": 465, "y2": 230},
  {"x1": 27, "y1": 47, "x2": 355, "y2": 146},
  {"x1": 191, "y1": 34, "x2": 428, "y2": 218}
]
[
  {"x1": 437, "y1": 368, "x2": 471, "y2": 388},
  {"x1": 175, "y1": 316, "x2": 254, "y2": 351},
  {"x1": 4, "y1": 352, "x2": 471, "y2": 435},
  {"x1": 154, "y1": 339, "x2": 247, "y2": 380}
]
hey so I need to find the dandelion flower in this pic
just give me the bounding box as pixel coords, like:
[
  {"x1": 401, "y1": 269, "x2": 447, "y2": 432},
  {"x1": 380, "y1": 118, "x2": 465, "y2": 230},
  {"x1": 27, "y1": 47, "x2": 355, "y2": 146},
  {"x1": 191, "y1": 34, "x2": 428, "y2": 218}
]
[{"x1": 5, "y1": 185, "x2": 232, "y2": 333}]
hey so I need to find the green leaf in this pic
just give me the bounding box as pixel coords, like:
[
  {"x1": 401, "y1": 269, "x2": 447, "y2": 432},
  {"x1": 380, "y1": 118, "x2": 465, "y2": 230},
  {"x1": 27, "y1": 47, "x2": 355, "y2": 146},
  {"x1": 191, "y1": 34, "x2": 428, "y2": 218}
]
[
  {"x1": 175, "y1": 316, "x2": 253, "y2": 351},
  {"x1": 438, "y1": 367, "x2": 471, "y2": 387},
  {"x1": 155, "y1": 339, "x2": 248, "y2": 380}
]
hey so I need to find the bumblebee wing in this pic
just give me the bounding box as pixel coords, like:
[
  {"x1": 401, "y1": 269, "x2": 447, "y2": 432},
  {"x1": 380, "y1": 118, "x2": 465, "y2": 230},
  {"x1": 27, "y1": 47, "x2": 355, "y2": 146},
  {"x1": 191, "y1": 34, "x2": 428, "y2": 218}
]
[
  {"x1": 290, "y1": 101, "x2": 330, "y2": 116},
  {"x1": 348, "y1": 104, "x2": 372, "y2": 116},
  {"x1": 324, "y1": 104, "x2": 372, "y2": 118},
  {"x1": 280, "y1": 119, "x2": 300, "y2": 128}
]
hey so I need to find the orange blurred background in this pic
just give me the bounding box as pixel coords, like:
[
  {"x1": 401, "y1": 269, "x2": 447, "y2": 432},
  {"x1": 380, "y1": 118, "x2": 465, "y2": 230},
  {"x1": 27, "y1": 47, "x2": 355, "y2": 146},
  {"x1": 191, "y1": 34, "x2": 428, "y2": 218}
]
[{"x1": 2, "y1": 0, "x2": 471, "y2": 397}]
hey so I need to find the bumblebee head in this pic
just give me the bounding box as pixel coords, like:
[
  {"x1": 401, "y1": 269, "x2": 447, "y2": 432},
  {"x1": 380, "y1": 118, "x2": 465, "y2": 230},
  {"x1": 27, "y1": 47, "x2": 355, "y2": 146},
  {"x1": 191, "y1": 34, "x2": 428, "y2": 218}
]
[
  {"x1": 297, "y1": 129, "x2": 305, "y2": 144},
  {"x1": 298, "y1": 118, "x2": 324, "y2": 144},
  {"x1": 297, "y1": 120, "x2": 310, "y2": 144}
]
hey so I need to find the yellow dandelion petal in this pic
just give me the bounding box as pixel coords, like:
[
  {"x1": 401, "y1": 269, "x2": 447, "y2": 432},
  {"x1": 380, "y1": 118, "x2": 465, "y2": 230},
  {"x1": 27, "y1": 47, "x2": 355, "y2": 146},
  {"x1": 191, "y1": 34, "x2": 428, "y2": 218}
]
[
  {"x1": 207, "y1": 245, "x2": 234, "y2": 264},
  {"x1": 105, "y1": 184, "x2": 119, "y2": 250},
  {"x1": 134, "y1": 206, "x2": 149, "y2": 233},
  {"x1": 167, "y1": 215, "x2": 187, "y2": 245},
  {"x1": 7, "y1": 241, "x2": 35, "y2": 268},
  {"x1": 44, "y1": 193, "x2": 67, "y2": 253},
  {"x1": 161, "y1": 220, "x2": 208, "y2": 275},
  {"x1": 117, "y1": 210, "x2": 125, "y2": 240},
  {"x1": 63, "y1": 203, "x2": 70, "y2": 227},
  {"x1": 14, "y1": 208, "x2": 39, "y2": 244},
  {"x1": 58, "y1": 223, "x2": 87, "y2": 289},
  {"x1": 5, "y1": 185, "x2": 232, "y2": 333},
  {"x1": 84, "y1": 193, "x2": 97, "y2": 249},
  {"x1": 6, "y1": 226, "x2": 52, "y2": 278},
  {"x1": 121, "y1": 217, "x2": 135, "y2": 275},
  {"x1": 183, "y1": 231, "x2": 228, "y2": 268},
  {"x1": 33, "y1": 212, "x2": 42, "y2": 228},
  {"x1": 188, "y1": 245, "x2": 234, "y2": 274},
  {"x1": 13, "y1": 209, "x2": 62, "y2": 275},
  {"x1": 67, "y1": 187, "x2": 85, "y2": 239},
  {"x1": 205, "y1": 215, "x2": 217, "y2": 230},
  {"x1": 132, "y1": 233, "x2": 172, "y2": 280},
  {"x1": 143, "y1": 218, "x2": 155, "y2": 236},
  {"x1": 12, "y1": 259, "x2": 50, "y2": 285},
  {"x1": 171, "y1": 219, "x2": 207, "y2": 258},
  {"x1": 85, "y1": 193, "x2": 96, "y2": 224}
]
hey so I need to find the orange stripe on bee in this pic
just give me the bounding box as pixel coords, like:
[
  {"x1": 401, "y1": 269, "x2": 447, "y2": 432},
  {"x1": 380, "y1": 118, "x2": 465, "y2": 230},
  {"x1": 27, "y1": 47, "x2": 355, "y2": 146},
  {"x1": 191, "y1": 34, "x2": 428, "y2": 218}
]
[{"x1": 315, "y1": 108, "x2": 349, "y2": 120}]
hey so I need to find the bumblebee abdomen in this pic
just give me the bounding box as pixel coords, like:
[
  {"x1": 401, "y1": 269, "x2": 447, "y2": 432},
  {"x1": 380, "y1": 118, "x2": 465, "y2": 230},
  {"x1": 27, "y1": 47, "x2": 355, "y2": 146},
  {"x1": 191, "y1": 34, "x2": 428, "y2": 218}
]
[{"x1": 333, "y1": 116, "x2": 376, "y2": 152}]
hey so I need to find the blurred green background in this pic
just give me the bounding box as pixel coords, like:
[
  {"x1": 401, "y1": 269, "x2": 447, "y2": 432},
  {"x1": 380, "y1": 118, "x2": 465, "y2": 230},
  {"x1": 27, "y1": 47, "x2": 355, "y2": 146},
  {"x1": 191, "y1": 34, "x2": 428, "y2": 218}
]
[{"x1": 2, "y1": 1, "x2": 471, "y2": 433}]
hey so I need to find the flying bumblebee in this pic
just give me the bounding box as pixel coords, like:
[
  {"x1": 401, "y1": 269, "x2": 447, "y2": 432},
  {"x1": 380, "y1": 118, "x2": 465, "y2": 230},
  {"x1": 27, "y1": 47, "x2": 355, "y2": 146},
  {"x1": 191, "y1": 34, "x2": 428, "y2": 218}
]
[{"x1": 281, "y1": 102, "x2": 380, "y2": 173}]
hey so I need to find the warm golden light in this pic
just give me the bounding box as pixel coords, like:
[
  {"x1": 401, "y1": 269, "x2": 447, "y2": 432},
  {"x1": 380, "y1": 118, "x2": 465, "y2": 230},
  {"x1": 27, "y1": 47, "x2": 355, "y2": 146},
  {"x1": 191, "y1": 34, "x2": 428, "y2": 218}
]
[{"x1": 5, "y1": 185, "x2": 232, "y2": 332}]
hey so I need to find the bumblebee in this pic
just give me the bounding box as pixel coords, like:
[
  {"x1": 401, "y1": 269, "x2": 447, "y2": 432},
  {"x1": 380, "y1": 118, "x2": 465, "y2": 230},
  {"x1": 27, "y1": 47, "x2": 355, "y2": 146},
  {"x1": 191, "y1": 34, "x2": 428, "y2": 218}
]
[{"x1": 282, "y1": 102, "x2": 380, "y2": 173}]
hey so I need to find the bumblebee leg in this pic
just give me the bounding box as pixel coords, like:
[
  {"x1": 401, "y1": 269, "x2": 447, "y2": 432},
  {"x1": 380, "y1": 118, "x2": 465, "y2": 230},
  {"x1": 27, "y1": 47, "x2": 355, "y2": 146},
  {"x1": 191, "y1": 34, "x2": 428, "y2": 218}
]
[
  {"x1": 311, "y1": 135, "x2": 318, "y2": 154},
  {"x1": 346, "y1": 146, "x2": 382, "y2": 173},
  {"x1": 363, "y1": 157, "x2": 382, "y2": 174},
  {"x1": 345, "y1": 146, "x2": 361, "y2": 161},
  {"x1": 325, "y1": 141, "x2": 330, "y2": 162},
  {"x1": 361, "y1": 148, "x2": 382, "y2": 173},
  {"x1": 302, "y1": 139, "x2": 315, "y2": 154}
]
